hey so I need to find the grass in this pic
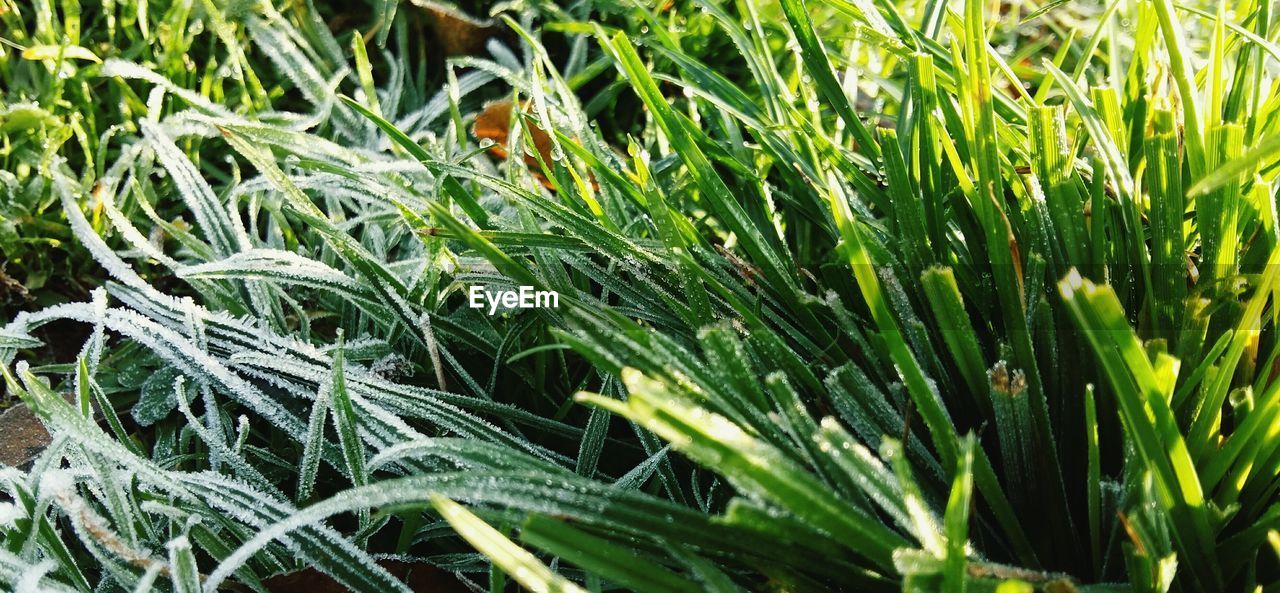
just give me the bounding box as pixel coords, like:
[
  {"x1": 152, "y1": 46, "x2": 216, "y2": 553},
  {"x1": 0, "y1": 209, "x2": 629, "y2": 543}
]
[{"x1": 2, "y1": 0, "x2": 1280, "y2": 591}]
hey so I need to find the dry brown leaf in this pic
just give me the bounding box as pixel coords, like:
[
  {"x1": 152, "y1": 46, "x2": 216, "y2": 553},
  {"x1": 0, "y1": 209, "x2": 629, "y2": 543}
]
[
  {"x1": 409, "y1": 0, "x2": 505, "y2": 57},
  {"x1": 471, "y1": 100, "x2": 606, "y2": 193},
  {"x1": 0, "y1": 402, "x2": 53, "y2": 467},
  {"x1": 472, "y1": 99, "x2": 557, "y2": 189},
  {"x1": 0, "y1": 388, "x2": 104, "y2": 467}
]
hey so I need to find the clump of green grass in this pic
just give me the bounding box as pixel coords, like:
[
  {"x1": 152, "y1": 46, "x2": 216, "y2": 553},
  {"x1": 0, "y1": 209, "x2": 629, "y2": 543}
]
[
  {"x1": 3, "y1": 0, "x2": 1280, "y2": 591},
  {"x1": 0, "y1": 0, "x2": 283, "y2": 314}
]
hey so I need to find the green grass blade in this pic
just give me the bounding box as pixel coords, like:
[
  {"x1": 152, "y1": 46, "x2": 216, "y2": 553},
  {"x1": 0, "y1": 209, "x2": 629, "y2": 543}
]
[
  {"x1": 330, "y1": 330, "x2": 368, "y2": 491},
  {"x1": 432, "y1": 496, "x2": 589, "y2": 593},
  {"x1": 520, "y1": 515, "x2": 701, "y2": 593},
  {"x1": 777, "y1": 0, "x2": 881, "y2": 157},
  {"x1": 942, "y1": 436, "x2": 975, "y2": 593},
  {"x1": 1059, "y1": 270, "x2": 1221, "y2": 591}
]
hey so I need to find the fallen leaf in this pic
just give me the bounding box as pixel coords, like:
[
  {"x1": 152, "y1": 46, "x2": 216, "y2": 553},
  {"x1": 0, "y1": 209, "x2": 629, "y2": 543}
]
[
  {"x1": 409, "y1": 0, "x2": 505, "y2": 57},
  {"x1": 473, "y1": 100, "x2": 554, "y2": 163},
  {"x1": 0, "y1": 403, "x2": 52, "y2": 467},
  {"x1": 472, "y1": 99, "x2": 557, "y2": 189},
  {"x1": 0, "y1": 386, "x2": 104, "y2": 467}
]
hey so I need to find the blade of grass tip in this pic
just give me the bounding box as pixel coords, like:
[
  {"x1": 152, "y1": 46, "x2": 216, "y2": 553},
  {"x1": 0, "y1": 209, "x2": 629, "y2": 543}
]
[
  {"x1": 920, "y1": 267, "x2": 991, "y2": 414},
  {"x1": 1047, "y1": 63, "x2": 1149, "y2": 297},
  {"x1": 628, "y1": 143, "x2": 712, "y2": 328},
  {"x1": 167, "y1": 536, "x2": 201, "y2": 593},
  {"x1": 553, "y1": 129, "x2": 649, "y2": 208},
  {"x1": 351, "y1": 32, "x2": 382, "y2": 118},
  {"x1": 1086, "y1": 68, "x2": 1129, "y2": 159},
  {"x1": 134, "y1": 565, "x2": 165, "y2": 593},
  {"x1": 882, "y1": 438, "x2": 944, "y2": 556},
  {"x1": 574, "y1": 406, "x2": 609, "y2": 479},
  {"x1": 814, "y1": 419, "x2": 912, "y2": 530},
  {"x1": 1020, "y1": 0, "x2": 1071, "y2": 24},
  {"x1": 330, "y1": 330, "x2": 367, "y2": 492},
  {"x1": 421, "y1": 201, "x2": 540, "y2": 287},
  {"x1": 75, "y1": 357, "x2": 92, "y2": 419},
  {"x1": 1084, "y1": 384, "x2": 1102, "y2": 579},
  {"x1": 431, "y1": 496, "x2": 589, "y2": 593},
  {"x1": 297, "y1": 381, "x2": 332, "y2": 504},
  {"x1": 445, "y1": 66, "x2": 467, "y2": 152},
  {"x1": 520, "y1": 515, "x2": 701, "y2": 593},
  {"x1": 989, "y1": 360, "x2": 1032, "y2": 505}
]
